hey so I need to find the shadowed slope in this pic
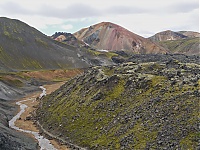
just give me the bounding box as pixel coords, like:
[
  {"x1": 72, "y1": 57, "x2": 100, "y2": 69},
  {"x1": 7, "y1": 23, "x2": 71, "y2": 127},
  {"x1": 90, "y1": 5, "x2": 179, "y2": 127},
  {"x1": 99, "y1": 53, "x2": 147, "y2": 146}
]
[{"x1": 0, "y1": 17, "x2": 90, "y2": 71}]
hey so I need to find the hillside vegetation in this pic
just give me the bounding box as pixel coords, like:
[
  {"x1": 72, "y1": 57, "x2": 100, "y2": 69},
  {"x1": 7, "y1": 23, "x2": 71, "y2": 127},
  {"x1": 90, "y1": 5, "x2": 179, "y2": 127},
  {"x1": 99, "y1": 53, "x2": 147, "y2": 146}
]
[
  {"x1": 36, "y1": 55, "x2": 199, "y2": 149},
  {"x1": 159, "y1": 38, "x2": 200, "y2": 55},
  {"x1": 0, "y1": 17, "x2": 118, "y2": 72},
  {"x1": 149, "y1": 30, "x2": 200, "y2": 55},
  {"x1": 0, "y1": 17, "x2": 91, "y2": 71}
]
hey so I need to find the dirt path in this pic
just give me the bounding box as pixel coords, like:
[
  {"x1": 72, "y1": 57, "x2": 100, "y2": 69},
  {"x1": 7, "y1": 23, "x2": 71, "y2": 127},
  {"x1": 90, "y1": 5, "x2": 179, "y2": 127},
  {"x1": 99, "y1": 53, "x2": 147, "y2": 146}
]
[{"x1": 14, "y1": 82, "x2": 70, "y2": 150}]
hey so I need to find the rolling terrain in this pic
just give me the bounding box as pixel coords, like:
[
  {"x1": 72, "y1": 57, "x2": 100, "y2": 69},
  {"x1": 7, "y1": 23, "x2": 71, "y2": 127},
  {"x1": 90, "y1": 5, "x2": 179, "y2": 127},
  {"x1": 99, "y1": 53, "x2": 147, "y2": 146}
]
[
  {"x1": 0, "y1": 16, "x2": 199, "y2": 150},
  {"x1": 36, "y1": 54, "x2": 199, "y2": 149},
  {"x1": 158, "y1": 38, "x2": 199, "y2": 55}
]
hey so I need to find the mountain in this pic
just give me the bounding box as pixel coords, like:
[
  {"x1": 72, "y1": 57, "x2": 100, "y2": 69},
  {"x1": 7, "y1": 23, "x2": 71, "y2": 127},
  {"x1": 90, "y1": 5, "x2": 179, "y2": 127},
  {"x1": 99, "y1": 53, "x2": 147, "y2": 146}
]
[
  {"x1": 159, "y1": 37, "x2": 199, "y2": 55},
  {"x1": 74, "y1": 22, "x2": 167, "y2": 54},
  {"x1": 36, "y1": 54, "x2": 199, "y2": 149},
  {"x1": 51, "y1": 32, "x2": 85, "y2": 48},
  {"x1": 149, "y1": 30, "x2": 187, "y2": 42},
  {"x1": 178, "y1": 31, "x2": 200, "y2": 38},
  {"x1": 0, "y1": 17, "x2": 117, "y2": 149},
  {"x1": 149, "y1": 30, "x2": 200, "y2": 55},
  {"x1": 0, "y1": 17, "x2": 92, "y2": 71}
]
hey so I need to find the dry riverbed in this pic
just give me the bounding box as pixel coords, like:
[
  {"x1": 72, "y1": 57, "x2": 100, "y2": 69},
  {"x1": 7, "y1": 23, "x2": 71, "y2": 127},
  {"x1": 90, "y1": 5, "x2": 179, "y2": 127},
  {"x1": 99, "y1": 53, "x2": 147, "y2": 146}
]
[{"x1": 13, "y1": 82, "x2": 69, "y2": 150}]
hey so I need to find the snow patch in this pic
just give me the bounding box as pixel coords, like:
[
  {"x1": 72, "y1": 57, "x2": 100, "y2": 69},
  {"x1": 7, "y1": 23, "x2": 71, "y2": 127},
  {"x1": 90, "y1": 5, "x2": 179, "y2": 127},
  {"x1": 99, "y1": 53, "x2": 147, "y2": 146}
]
[{"x1": 97, "y1": 49, "x2": 109, "y2": 52}]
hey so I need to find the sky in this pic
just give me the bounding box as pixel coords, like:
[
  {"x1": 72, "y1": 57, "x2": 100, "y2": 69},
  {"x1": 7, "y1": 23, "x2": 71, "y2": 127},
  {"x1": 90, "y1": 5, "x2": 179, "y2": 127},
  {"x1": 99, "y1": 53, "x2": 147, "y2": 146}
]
[{"x1": 0, "y1": 0, "x2": 199, "y2": 37}]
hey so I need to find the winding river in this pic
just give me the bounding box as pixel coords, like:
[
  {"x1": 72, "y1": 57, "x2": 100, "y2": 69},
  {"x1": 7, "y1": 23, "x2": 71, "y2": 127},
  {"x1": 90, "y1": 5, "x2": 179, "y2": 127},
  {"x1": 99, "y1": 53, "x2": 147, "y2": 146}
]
[{"x1": 9, "y1": 86, "x2": 57, "y2": 150}]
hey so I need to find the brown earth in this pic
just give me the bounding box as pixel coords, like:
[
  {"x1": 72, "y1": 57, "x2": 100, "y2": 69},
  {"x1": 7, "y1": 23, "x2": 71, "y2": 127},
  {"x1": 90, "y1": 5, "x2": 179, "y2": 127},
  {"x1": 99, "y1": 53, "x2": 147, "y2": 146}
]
[{"x1": 21, "y1": 69, "x2": 83, "y2": 81}]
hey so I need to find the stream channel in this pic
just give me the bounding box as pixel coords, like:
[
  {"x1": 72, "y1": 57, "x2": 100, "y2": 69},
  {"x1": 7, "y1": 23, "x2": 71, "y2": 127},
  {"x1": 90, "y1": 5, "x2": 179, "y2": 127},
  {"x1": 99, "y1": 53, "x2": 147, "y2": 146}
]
[{"x1": 9, "y1": 86, "x2": 57, "y2": 150}]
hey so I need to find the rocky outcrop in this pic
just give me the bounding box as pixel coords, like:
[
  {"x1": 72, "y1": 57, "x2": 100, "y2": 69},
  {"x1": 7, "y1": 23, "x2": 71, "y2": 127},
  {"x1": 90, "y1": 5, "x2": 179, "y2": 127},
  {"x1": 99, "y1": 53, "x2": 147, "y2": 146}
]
[
  {"x1": 36, "y1": 54, "x2": 199, "y2": 149},
  {"x1": 127, "y1": 54, "x2": 199, "y2": 64},
  {"x1": 51, "y1": 32, "x2": 85, "y2": 48}
]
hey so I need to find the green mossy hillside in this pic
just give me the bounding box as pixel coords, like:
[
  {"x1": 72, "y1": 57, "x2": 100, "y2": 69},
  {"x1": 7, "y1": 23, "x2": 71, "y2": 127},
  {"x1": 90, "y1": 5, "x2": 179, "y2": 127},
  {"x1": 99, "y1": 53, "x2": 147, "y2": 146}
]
[
  {"x1": 37, "y1": 60, "x2": 199, "y2": 149},
  {"x1": 0, "y1": 17, "x2": 90, "y2": 71},
  {"x1": 159, "y1": 37, "x2": 200, "y2": 55}
]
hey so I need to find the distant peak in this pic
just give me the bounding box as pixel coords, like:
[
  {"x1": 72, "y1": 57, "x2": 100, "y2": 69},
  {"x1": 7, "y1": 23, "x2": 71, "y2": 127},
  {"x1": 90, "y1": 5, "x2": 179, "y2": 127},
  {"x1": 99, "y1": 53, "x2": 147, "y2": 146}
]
[
  {"x1": 92, "y1": 21, "x2": 119, "y2": 28},
  {"x1": 99, "y1": 21, "x2": 112, "y2": 25},
  {"x1": 159, "y1": 30, "x2": 173, "y2": 34}
]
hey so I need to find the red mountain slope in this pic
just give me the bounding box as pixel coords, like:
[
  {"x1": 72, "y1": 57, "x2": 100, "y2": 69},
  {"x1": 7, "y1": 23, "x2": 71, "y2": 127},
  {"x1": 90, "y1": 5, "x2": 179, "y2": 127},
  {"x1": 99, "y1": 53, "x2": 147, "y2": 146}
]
[{"x1": 74, "y1": 22, "x2": 167, "y2": 54}]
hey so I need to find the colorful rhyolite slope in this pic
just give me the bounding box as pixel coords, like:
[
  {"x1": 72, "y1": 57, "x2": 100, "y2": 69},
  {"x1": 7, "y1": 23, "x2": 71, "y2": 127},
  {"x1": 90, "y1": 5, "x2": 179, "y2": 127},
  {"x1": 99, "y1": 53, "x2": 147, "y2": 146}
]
[{"x1": 74, "y1": 22, "x2": 167, "y2": 54}]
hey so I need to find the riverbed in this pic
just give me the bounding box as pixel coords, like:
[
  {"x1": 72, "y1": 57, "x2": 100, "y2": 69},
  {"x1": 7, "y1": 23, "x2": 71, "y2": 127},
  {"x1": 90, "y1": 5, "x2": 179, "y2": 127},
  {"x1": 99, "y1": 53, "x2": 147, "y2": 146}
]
[{"x1": 9, "y1": 86, "x2": 57, "y2": 150}]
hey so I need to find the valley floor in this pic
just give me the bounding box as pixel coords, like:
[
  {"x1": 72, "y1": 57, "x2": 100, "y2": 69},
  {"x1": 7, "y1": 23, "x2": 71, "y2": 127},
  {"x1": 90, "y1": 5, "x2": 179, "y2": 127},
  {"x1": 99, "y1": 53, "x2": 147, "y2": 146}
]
[{"x1": 12, "y1": 82, "x2": 69, "y2": 150}]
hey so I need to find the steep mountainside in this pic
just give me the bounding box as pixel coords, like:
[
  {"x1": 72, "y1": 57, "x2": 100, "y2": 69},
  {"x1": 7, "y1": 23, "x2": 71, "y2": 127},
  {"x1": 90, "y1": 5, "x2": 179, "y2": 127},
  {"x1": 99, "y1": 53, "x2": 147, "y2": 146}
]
[
  {"x1": 36, "y1": 54, "x2": 199, "y2": 149},
  {"x1": 0, "y1": 17, "x2": 106, "y2": 71},
  {"x1": 0, "y1": 81, "x2": 23, "y2": 100},
  {"x1": 149, "y1": 30, "x2": 200, "y2": 55},
  {"x1": 74, "y1": 22, "x2": 167, "y2": 54},
  {"x1": 149, "y1": 30, "x2": 187, "y2": 42}
]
